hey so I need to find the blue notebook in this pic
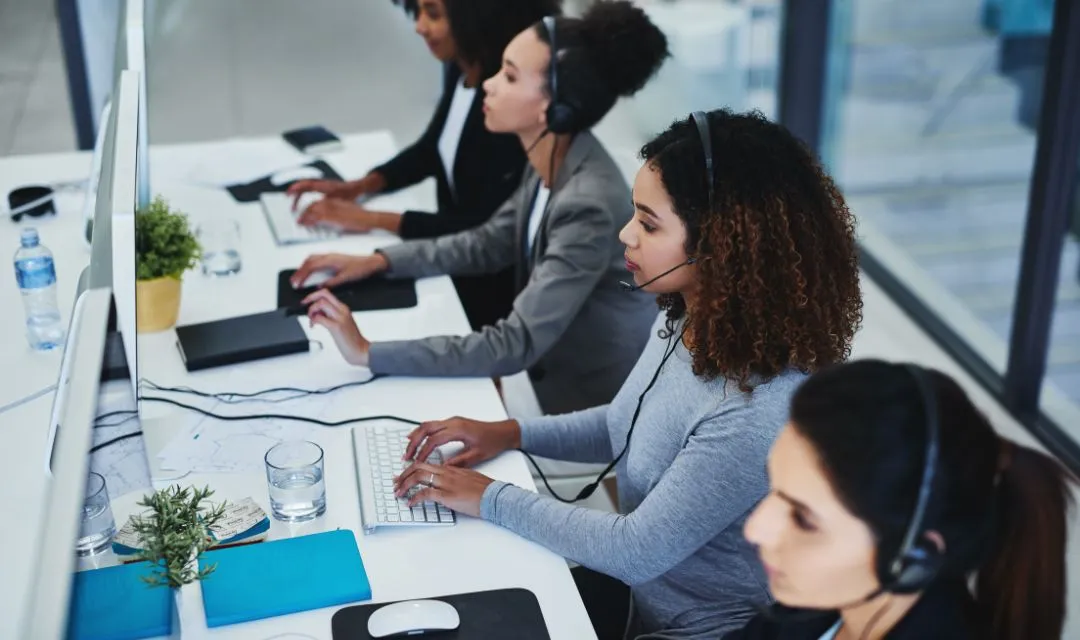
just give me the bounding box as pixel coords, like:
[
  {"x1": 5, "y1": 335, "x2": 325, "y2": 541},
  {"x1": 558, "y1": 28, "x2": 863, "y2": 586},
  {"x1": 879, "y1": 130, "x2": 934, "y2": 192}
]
[
  {"x1": 199, "y1": 529, "x2": 372, "y2": 628},
  {"x1": 67, "y1": 562, "x2": 174, "y2": 640}
]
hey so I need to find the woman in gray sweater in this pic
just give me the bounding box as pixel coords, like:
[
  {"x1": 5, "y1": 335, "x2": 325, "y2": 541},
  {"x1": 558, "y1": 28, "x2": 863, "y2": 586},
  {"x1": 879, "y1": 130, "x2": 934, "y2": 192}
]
[{"x1": 393, "y1": 110, "x2": 863, "y2": 638}]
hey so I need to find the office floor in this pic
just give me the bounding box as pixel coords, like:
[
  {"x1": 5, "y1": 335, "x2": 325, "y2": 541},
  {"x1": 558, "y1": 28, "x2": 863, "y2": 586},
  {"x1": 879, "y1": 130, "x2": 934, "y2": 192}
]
[{"x1": 0, "y1": 0, "x2": 1075, "y2": 405}]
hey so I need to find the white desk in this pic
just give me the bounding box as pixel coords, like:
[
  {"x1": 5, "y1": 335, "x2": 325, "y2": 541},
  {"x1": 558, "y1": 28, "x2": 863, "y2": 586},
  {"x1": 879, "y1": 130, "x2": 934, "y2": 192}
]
[
  {"x1": 0, "y1": 151, "x2": 95, "y2": 412},
  {"x1": 135, "y1": 132, "x2": 595, "y2": 638},
  {"x1": 0, "y1": 151, "x2": 98, "y2": 640}
]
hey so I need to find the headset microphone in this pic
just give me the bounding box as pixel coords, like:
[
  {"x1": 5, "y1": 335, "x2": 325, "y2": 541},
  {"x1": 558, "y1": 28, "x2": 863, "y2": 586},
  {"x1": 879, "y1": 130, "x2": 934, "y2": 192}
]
[{"x1": 619, "y1": 258, "x2": 696, "y2": 292}]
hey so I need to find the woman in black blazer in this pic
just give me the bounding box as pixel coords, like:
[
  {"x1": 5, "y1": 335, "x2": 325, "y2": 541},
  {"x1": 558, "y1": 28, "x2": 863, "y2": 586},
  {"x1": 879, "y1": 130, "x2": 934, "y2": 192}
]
[
  {"x1": 287, "y1": 0, "x2": 561, "y2": 330},
  {"x1": 715, "y1": 361, "x2": 1074, "y2": 640}
]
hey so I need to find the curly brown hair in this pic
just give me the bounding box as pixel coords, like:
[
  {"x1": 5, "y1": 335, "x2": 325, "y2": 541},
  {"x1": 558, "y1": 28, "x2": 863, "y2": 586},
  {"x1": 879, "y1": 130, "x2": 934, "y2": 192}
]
[{"x1": 641, "y1": 109, "x2": 862, "y2": 391}]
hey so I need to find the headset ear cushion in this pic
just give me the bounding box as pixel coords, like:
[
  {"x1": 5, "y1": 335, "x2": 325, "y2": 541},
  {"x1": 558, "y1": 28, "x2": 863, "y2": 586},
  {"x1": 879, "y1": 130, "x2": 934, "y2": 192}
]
[
  {"x1": 546, "y1": 103, "x2": 576, "y2": 134},
  {"x1": 886, "y1": 540, "x2": 944, "y2": 594}
]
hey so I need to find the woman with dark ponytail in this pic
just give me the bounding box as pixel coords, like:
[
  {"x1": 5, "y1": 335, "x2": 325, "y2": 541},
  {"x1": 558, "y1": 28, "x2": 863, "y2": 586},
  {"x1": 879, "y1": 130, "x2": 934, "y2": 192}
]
[
  {"x1": 288, "y1": 0, "x2": 561, "y2": 332},
  {"x1": 729, "y1": 359, "x2": 1074, "y2": 640},
  {"x1": 293, "y1": 1, "x2": 668, "y2": 415}
]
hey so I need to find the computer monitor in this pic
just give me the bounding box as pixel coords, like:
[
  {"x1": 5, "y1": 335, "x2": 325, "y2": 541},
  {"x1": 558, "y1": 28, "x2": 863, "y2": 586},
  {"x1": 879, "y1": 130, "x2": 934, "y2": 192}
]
[
  {"x1": 122, "y1": 0, "x2": 151, "y2": 210},
  {"x1": 106, "y1": 71, "x2": 140, "y2": 399},
  {"x1": 80, "y1": 98, "x2": 112, "y2": 247},
  {"x1": 4, "y1": 70, "x2": 140, "y2": 640},
  {"x1": 17, "y1": 287, "x2": 112, "y2": 640}
]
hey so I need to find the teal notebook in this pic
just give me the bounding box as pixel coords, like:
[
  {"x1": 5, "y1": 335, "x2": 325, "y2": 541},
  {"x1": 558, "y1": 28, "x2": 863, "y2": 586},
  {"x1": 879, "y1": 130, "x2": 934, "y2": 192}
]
[
  {"x1": 67, "y1": 562, "x2": 173, "y2": 640},
  {"x1": 199, "y1": 529, "x2": 372, "y2": 628}
]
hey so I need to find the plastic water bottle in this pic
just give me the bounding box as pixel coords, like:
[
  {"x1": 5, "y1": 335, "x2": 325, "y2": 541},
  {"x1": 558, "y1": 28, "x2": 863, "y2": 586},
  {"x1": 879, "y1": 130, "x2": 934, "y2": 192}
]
[{"x1": 14, "y1": 228, "x2": 66, "y2": 350}]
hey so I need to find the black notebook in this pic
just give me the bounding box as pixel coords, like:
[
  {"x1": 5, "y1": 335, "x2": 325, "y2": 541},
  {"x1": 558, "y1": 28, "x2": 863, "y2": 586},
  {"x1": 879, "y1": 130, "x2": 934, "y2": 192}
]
[
  {"x1": 175, "y1": 309, "x2": 309, "y2": 372},
  {"x1": 330, "y1": 588, "x2": 550, "y2": 640},
  {"x1": 277, "y1": 269, "x2": 418, "y2": 315}
]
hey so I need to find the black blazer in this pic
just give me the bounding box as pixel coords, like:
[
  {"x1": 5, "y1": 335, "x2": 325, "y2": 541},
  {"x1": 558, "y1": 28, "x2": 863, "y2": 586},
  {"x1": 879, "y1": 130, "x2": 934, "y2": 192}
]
[
  {"x1": 721, "y1": 582, "x2": 977, "y2": 640},
  {"x1": 372, "y1": 63, "x2": 524, "y2": 330},
  {"x1": 372, "y1": 63, "x2": 525, "y2": 240}
]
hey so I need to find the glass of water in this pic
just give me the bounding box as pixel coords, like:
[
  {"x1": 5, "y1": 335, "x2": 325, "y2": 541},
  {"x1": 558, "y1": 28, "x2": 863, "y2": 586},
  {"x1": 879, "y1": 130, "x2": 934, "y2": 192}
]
[
  {"x1": 197, "y1": 218, "x2": 242, "y2": 276},
  {"x1": 76, "y1": 472, "x2": 116, "y2": 556},
  {"x1": 265, "y1": 440, "x2": 326, "y2": 522}
]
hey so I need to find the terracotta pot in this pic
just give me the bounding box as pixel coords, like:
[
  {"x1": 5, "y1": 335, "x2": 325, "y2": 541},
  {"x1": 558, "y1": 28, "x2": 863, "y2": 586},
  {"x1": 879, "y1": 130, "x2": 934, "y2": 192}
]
[{"x1": 136, "y1": 277, "x2": 182, "y2": 333}]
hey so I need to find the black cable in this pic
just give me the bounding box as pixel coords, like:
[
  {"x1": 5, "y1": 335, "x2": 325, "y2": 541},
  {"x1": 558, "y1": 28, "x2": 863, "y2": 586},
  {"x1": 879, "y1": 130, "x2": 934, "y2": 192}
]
[
  {"x1": 95, "y1": 409, "x2": 138, "y2": 421},
  {"x1": 94, "y1": 414, "x2": 139, "y2": 429},
  {"x1": 90, "y1": 430, "x2": 143, "y2": 453},
  {"x1": 139, "y1": 374, "x2": 384, "y2": 405},
  {"x1": 525, "y1": 326, "x2": 686, "y2": 504},
  {"x1": 140, "y1": 395, "x2": 421, "y2": 428}
]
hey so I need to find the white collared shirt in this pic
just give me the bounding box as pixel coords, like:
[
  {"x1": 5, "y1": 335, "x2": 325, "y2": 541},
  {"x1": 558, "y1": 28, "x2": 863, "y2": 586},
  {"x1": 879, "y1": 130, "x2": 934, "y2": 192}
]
[
  {"x1": 437, "y1": 78, "x2": 476, "y2": 195},
  {"x1": 526, "y1": 184, "x2": 551, "y2": 255}
]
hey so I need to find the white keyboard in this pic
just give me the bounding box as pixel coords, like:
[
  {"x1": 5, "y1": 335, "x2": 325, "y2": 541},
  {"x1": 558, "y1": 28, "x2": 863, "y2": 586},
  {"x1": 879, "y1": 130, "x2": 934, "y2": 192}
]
[
  {"x1": 352, "y1": 425, "x2": 456, "y2": 533},
  {"x1": 259, "y1": 192, "x2": 340, "y2": 245}
]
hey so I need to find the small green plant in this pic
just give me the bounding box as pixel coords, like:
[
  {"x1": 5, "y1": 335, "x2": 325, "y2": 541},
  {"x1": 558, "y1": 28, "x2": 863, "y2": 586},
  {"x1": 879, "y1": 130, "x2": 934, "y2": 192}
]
[
  {"x1": 136, "y1": 196, "x2": 200, "y2": 281},
  {"x1": 130, "y1": 485, "x2": 228, "y2": 589}
]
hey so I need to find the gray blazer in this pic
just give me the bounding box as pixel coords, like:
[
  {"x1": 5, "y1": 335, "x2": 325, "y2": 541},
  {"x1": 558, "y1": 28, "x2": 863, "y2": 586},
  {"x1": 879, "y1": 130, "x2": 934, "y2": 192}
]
[{"x1": 370, "y1": 131, "x2": 657, "y2": 414}]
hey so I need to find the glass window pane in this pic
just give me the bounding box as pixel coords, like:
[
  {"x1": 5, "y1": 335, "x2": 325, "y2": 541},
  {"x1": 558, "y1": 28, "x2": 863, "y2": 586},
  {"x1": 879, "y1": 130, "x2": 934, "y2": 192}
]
[
  {"x1": 590, "y1": 0, "x2": 782, "y2": 168},
  {"x1": 821, "y1": 0, "x2": 1061, "y2": 382},
  {"x1": 1044, "y1": 207, "x2": 1080, "y2": 424}
]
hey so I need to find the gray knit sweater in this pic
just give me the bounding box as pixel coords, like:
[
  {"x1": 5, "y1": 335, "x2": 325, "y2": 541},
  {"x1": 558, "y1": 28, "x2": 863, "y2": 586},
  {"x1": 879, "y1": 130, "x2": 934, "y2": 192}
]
[{"x1": 480, "y1": 315, "x2": 806, "y2": 638}]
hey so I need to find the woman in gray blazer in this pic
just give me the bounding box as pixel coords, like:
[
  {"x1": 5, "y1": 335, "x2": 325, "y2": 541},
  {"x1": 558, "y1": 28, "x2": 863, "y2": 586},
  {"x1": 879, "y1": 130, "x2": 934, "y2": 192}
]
[{"x1": 292, "y1": 1, "x2": 669, "y2": 414}]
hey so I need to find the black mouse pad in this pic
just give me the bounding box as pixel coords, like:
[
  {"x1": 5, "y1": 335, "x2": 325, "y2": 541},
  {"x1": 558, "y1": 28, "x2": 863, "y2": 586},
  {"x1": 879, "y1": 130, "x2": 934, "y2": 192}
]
[
  {"x1": 226, "y1": 160, "x2": 343, "y2": 203},
  {"x1": 277, "y1": 269, "x2": 418, "y2": 315},
  {"x1": 330, "y1": 588, "x2": 550, "y2": 640}
]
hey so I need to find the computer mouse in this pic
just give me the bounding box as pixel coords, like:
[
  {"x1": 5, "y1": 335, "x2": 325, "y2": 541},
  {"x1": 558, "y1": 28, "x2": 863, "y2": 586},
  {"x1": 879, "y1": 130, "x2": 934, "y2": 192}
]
[
  {"x1": 269, "y1": 166, "x2": 324, "y2": 186},
  {"x1": 366, "y1": 599, "x2": 460, "y2": 638},
  {"x1": 297, "y1": 269, "x2": 334, "y2": 289}
]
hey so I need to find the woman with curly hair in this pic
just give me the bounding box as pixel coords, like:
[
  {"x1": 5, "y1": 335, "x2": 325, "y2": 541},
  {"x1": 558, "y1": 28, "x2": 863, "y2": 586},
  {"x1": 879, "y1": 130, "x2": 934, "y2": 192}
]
[
  {"x1": 287, "y1": 0, "x2": 562, "y2": 331},
  {"x1": 391, "y1": 109, "x2": 863, "y2": 639}
]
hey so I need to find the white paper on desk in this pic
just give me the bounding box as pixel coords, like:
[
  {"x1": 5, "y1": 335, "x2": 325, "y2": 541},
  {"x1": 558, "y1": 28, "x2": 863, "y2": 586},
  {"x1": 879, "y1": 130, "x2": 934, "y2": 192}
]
[
  {"x1": 157, "y1": 410, "x2": 316, "y2": 475},
  {"x1": 182, "y1": 141, "x2": 311, "y2": 188},
  {"x1": 90, "y1": 398, "x2": 152, "y2": 500}
]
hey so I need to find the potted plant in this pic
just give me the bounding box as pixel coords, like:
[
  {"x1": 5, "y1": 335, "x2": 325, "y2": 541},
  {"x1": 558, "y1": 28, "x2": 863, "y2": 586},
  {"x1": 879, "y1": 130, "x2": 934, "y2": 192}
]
[
  {"x1": 130, "y1": 485, "x2": 228, "y2": 636},
  {"x1": 136, "y1": 196, "x2": 200, "y2": 332}
]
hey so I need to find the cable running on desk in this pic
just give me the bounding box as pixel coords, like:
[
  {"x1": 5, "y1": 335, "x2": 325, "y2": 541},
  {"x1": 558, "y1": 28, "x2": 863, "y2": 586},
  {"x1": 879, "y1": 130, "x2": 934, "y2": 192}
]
[
  {"x1": 90, "y1": 395, "x2": 422, "y2": 453},
  {"x1": 139, "y1": 374, "x2": 385, "y2": 404},
  {"x1": 90, "y1": 431, "x2": 143, "y2": 454},
  {"x1": 140, "y1": 395, "x2": 422, "y2": 428}
]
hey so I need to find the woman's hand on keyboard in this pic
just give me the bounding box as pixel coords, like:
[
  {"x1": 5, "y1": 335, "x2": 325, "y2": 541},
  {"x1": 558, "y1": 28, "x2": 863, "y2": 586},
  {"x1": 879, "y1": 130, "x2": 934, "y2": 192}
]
[
  {"x1": 393, "y1": 461, "x2": 494, "y2": 518},
  {"x1": 297, "y1": 199, "x2": 402, "y2": 234},
  {"x1": 402, "y1": 417, "x2": 522, "y2": 469},
  {"x1": 291, "y1": 252, "x2": 388, "y2": 289},
  {"x1": 286, "y1": 172, "x2": 384, "y2": 210}
]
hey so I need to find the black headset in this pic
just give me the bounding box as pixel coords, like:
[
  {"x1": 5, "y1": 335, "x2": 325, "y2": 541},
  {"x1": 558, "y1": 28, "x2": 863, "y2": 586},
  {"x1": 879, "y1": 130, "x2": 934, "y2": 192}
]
[
  {"x1": 690, "y1": 111, "x2": 714, "y2": 213},
  {"x1": 879, "y1": 364, "x2": 945, "y2": 593},
  {"x1": 542, "y1": 16, "x2": 578, "y2": 134}
]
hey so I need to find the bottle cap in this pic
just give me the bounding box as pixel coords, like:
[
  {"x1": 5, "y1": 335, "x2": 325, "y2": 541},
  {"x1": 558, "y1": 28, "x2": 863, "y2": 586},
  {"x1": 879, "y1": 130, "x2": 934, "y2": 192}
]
[{"x1": 19, "y1": 227, "x2": 40, "y2": 248}]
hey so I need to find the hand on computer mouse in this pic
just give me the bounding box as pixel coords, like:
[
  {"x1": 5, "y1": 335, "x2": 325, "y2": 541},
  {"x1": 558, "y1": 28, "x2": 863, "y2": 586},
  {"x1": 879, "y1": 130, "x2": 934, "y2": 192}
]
[
  {"x1": 393, "y1": 461, "x2": 495, "y2": 518},
  {"x1": 303, "y1": 288, "x2": 372, "y2": 367},
  {"x1": 402, "y1": 417, "x2": 522, "y2": 468},
  {"x1": 291, "y1": 252, "x2": 388, "y2": 289}
]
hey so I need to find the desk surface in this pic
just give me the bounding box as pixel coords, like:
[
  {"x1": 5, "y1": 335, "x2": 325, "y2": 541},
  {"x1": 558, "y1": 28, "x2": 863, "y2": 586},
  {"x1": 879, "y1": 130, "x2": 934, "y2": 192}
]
[
  {"x1": 0, "y1": 131, "x2": 593, "y2": 640},
  {"x1": 0, "y1": 151, "x2": 96, "y2": 411},
  {"x1": 135, "y1": 132, "x2": 595, "y2": 639}
]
